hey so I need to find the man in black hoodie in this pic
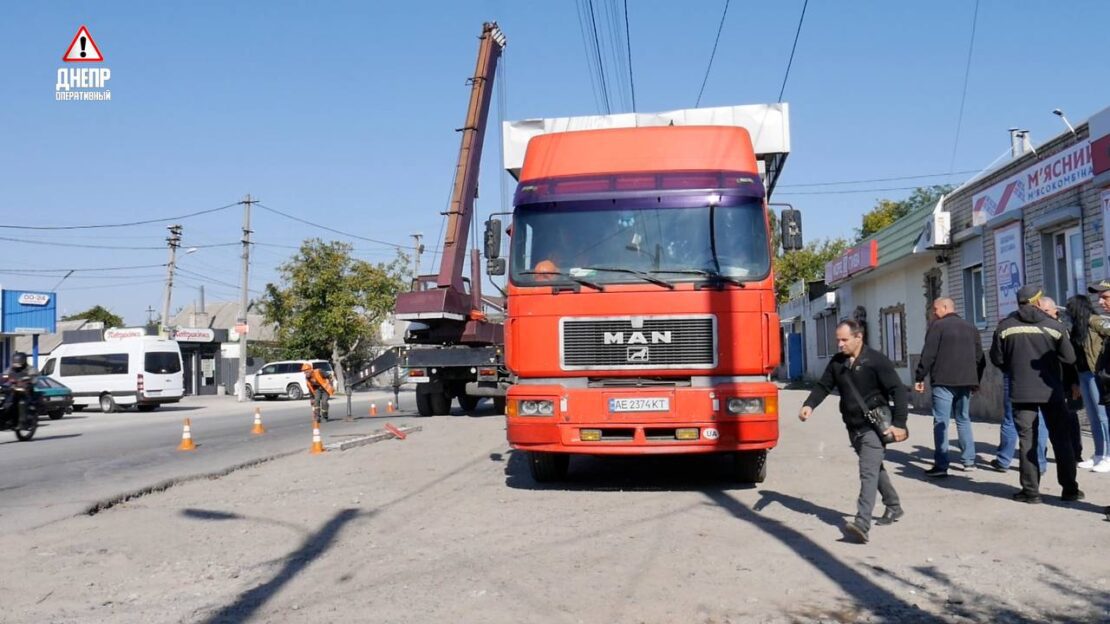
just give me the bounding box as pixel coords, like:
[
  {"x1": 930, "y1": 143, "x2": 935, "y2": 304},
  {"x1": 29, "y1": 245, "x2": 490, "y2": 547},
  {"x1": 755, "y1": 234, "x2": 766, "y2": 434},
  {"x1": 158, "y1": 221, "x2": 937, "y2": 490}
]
[
  {"x1": 989, "y1": 285, "x2": 1082, "y2": 504},
  {"x1": 914, "y1": 297, "x2": 986, "y2": 477},
  {"x1": 801, "y1": 319, "x2": 909, "y2": 544}
]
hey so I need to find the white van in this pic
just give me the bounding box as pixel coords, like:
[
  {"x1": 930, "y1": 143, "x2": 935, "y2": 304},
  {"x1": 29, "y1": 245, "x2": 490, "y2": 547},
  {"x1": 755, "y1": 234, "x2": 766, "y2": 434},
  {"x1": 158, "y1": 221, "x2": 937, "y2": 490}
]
[
  {"x1": 243, "y1": 359, "x2": 333, "y2": 400},
  {"x1": 41, "y1": 338, "x2": 185, "y2": 413}
]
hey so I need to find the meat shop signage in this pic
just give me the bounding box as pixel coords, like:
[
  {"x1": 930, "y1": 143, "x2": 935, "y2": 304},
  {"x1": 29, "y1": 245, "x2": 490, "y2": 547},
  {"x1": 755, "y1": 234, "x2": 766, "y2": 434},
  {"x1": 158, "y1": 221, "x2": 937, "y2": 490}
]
[
  {"x1": 972, "y1": 142, "x2": 1093, "y2": 225},
  {"x1": 825, "y1": 240, "x2": 878, "y2": 285}
]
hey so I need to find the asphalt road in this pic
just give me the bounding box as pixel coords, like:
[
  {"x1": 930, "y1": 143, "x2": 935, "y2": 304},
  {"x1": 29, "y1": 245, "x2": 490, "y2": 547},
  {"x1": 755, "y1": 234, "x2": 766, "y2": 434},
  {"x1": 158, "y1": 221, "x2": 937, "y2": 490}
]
[{"x1": 0, "y1": 388, "x2": 437, "y2": 535}]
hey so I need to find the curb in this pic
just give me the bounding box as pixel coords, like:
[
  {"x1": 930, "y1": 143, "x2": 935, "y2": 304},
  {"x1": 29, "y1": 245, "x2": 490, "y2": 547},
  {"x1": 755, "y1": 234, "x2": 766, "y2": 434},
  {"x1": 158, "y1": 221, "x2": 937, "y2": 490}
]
[{"x1": 325, "y1": 425, "x2": 422, "y2": 451}]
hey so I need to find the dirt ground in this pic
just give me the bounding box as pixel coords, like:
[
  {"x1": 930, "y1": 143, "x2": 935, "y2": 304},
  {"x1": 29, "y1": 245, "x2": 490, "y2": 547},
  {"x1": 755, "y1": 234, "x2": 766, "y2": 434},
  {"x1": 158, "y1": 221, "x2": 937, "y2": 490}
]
[{"x1": 0, "y1": 389, "x2": 1107, "y2": 623}]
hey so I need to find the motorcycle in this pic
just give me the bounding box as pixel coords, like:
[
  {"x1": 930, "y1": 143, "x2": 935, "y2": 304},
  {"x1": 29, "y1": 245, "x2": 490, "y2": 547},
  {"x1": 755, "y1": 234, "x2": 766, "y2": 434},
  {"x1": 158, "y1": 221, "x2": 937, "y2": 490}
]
[{"x1": 0, "y1": 374, "x2": 41, "y2": 441}]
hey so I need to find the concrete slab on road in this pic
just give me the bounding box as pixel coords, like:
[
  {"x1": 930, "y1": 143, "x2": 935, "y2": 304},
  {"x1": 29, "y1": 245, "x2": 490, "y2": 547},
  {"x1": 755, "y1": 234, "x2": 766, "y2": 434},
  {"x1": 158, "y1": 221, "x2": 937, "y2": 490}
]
[{"x1": 0, "y1": 388, "x2": 1107, "y2": 623}]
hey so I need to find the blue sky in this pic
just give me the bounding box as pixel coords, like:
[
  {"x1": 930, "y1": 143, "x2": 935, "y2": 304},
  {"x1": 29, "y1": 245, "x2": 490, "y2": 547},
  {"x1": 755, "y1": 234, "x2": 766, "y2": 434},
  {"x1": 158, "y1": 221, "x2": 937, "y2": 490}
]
[{"x1": 1, "y1": 1, "x2": 1108, "y2": 325}]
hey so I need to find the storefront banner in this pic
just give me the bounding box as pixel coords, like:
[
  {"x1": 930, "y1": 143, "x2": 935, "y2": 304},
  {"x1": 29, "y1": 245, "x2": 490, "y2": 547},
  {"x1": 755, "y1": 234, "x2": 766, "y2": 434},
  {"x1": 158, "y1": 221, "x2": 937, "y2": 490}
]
[
  {"x1": 994, "y1": 222, "x2": 1024, "y2": 319},
  {"x1": 1091, "y1": 105, "x2": 1110, "y2": 176},
  {"x1": 973, "y1": 142, "x2": 1093, "y2": 225},
  {"x1": 825, "y1": 239, "x2": 878, "y2": 285}
]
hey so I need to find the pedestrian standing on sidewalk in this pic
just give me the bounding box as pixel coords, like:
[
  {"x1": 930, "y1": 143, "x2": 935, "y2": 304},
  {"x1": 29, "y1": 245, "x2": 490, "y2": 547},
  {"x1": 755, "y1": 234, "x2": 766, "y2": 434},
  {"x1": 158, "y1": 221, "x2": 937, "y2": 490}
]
[
  {"x1": 800, "y1": 320, "x2": 909, "y2": 544},
  {"x1": 1038, "y1": 296, "x2": 1085, "y2": 465},
  {"x1": 989, "y1": 285, "x2": 1082, "y2": 504},
  {"x1": 914, "y1": 297, "x2": 985, "y2": 478},
  {"x1": 1074, "y1": 285, "x2": 1110, "y2": 473}
]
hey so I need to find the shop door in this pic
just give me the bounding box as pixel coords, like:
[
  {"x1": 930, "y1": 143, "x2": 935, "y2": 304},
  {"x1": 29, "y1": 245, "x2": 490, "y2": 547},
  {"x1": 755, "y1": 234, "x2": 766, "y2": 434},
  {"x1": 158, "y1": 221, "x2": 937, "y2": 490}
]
[
  {"x1": 198, "y1": 353, "x2": 217, "y2": 395},
  {"x1": 1047, "y1": 227, "x2": 1084, "y2": 302}
]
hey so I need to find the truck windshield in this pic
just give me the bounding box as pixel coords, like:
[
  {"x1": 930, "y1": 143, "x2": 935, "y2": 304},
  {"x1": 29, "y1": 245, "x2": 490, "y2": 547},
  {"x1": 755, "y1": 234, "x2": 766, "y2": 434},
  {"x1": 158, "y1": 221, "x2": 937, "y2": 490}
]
[{"x1": 510, "y1": 196, "x2": 770, "y2": 287}]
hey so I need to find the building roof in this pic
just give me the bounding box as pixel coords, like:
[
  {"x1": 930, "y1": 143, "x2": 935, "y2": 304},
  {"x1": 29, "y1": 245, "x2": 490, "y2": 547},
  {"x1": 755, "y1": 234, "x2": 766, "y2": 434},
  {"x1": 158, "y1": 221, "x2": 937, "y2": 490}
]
[
  {"x1": 861, "y1": 201, "x2": 936, "y2": 269},
  {"x1": 13, "y1": 319, "x2": 103, "y2": 355},
  {"x1": 170, "y1": 301, "x2": 276, "y2": 342}
]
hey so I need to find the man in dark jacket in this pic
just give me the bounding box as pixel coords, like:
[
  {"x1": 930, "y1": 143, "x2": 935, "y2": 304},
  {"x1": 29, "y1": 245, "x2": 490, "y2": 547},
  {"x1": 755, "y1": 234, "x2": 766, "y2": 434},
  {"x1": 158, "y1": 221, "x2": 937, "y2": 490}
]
[
  {"x1": 989, "y1": 285, "x2": 1081, "y2": 504},
  {"x1": 800, "y1": 319, "x2": 909, "y2": 544},
  {"x1": 914, "y1": 297, "x2": 986, "y2": 477}
]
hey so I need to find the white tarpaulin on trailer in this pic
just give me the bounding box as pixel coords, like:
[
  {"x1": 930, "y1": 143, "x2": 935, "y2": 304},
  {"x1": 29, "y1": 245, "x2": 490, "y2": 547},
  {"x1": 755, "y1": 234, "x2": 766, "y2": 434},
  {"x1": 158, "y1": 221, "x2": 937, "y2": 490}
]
[{"x1": 502, "y1": 104, "x2": 791, "y2": 191}]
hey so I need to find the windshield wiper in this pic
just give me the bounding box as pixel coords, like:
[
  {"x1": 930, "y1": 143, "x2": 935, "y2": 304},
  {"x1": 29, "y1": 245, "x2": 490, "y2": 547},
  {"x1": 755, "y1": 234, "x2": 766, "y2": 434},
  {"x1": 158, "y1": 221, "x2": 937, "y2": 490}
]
[
  {"x1": 650, "y1": 268, "x2": 747, "y2": 288},
  {"x1": 580, "y1": 266, "x2": 674, "y2": 289},
  {"x1": 519, "y1": 270, "x2": 605, "y2": 291}
]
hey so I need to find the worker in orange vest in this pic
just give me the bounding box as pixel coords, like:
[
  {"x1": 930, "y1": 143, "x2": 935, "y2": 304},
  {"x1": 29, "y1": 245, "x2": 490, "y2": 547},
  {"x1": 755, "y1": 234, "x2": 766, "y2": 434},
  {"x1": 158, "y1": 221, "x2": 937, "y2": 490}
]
[{"x1": 302, "y1": 363, "x2": 334, "y2": 421}]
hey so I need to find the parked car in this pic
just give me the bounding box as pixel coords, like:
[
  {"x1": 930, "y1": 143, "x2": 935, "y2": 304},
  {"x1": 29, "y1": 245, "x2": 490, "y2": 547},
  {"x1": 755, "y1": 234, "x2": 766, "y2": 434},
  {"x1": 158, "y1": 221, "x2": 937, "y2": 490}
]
[
  {"x1": 243, "y1": 360, "x2": 333, "y2": 400},
  {"x1": 41, "y1": 337, "x2": 185, "y2": 413},
  {"x1": 34, "y1": 376, "x2": 74, "y2": 420}
]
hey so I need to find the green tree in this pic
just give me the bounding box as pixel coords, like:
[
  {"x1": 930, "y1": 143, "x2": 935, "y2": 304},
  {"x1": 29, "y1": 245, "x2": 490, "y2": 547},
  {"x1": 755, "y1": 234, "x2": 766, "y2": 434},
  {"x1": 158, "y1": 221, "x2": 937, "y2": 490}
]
[
  {"x1": 856, "y1": 184, "x2": 954, "y2": 240},
  {"x1": 62, "y1": 305, "x2": 124, "y2": 328},
  {"x1": 773, "y1": 238, "x2": 849, "y2": 303},
  {"x1": 259, "y1": 239, "x2": 409, "y2": 393}
]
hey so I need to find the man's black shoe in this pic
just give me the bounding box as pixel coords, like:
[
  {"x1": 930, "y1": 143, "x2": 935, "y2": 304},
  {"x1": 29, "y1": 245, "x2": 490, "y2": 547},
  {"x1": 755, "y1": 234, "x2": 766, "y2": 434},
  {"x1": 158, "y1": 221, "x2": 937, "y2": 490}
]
[
  {"x1": 924, "y1": 466, "x2": 948, "y2": 478},
  {"x1": 842, "y1": 520, "x2": 869, "y2": 544},
  {"x1": 1061, "y1": 489, "x2": 1085, "y2": 502},
  {"x1": 875, "y1": 508, "x2": 904, "y2": 526},
  {"x1": 1012, "y1": 491, "x2": 1042, "y2": 504},
  {"x1": 988, "y1": 459, "x2": 1008, "y2": 472}
]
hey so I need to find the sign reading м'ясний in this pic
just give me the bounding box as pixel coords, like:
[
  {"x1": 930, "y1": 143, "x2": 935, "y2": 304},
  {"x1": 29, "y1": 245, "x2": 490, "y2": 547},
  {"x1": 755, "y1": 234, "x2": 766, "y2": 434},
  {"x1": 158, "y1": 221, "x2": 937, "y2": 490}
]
[
  {"x1": 972, "y1": 142, "x2": 1093, "y2": 225},
  {"x1": 825, "y1": 240, "x2": 878, "y2": 285}
]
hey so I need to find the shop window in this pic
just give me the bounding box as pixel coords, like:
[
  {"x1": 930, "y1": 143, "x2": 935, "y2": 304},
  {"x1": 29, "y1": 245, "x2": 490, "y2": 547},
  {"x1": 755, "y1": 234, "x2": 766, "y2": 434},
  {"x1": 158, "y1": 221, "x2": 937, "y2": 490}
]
[
  {"x1": 815, "y1": 312, "x2": 838, "y2": 358},
  {"x1": 963, "y1": 265, "x2": 986, "y2": 327},
  {"x1": 1042, "y1": 227, "x2": 1084, "y2": 303},
  {"x1": 879, "y1": 304, "x2": 907, "y2": 367}
]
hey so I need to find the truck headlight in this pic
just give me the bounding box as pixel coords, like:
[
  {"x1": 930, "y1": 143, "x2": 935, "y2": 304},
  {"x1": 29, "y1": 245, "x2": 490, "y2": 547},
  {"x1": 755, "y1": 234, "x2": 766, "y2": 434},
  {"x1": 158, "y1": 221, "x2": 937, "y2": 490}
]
[
  {"x1": 520, "y1": 400, "x2": 555, "y2": 416},
  {"x1": 727, "y1": 397, "x2": 764, "y2": 415}
]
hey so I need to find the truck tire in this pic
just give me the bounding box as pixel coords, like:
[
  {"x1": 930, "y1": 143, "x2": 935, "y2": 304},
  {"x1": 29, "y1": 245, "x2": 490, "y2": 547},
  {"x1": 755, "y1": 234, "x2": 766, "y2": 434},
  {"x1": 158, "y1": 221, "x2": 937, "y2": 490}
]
[
  {"x1": 429, "y1": 391, "x2": 451, "y2": 415},
  {"x1": 416, "y1": 391, "x2": 433, "y2": 417},
  {"x1": 528, "y1": 451, "x2": 569, "y2": 482},
  {"x1": 458, "y1": 395, "x2": 480, "y2": 412},
  {"x1": 733, "y1": 450, "x2": 768, "y2": 484}
]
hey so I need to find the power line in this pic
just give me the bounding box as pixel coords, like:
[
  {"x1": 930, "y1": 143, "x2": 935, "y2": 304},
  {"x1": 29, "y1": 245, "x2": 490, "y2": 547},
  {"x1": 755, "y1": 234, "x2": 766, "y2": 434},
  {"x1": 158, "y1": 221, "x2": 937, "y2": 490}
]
[
  {"x1": 778, "y1": 0, "x2": 810, "y2": 102},
  {"x1": 949, "y1": 0, "x2": 980, "y2": 173},
  {"x1": 0, "y1": 236, "x2": 239, "y2": 251},
  {"x1": 586, "y1": 0, "x2": 612, "y2": 113},
  {"x1": 775, "y1": 185, "x2": 946, "y2": 196},
  {"x1": 0, "y1": 202, "x2": 238, "y2": 231},
  {"x1": 695, "y1": 0, "x2": 730, "y2": 108},
  {"x1": 624, "y1": 0, "x2": 636, "y2": 112},
  {"x1": 778, "y1": 170, "x2": 978, "y2": 188},
  {"x1": 255, "y1": 203, "x2": 413, "y2": 250},
  {"x1": 0, "y1": 263, "x2": 167, "y2": 273}
]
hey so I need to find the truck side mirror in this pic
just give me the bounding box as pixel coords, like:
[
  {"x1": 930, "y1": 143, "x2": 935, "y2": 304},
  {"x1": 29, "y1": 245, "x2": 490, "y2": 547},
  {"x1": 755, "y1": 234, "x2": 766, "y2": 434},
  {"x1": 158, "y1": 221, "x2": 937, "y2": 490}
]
[
  {"x1": 780, "y1": 208, "x2": 803, "y2": 252},
  {"x1": 484, "y1": 218, "x2": 502, "y2": 259},
  {"x1": 486, "y1": 258, "x2": 506, "y2": 276}
]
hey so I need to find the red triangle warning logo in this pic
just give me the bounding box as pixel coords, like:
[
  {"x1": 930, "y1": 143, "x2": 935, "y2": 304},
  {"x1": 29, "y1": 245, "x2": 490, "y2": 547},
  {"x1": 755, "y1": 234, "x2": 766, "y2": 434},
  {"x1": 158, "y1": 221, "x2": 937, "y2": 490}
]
[{"x1": 63, "y1": 26, "x2": 104, "y2": 62}]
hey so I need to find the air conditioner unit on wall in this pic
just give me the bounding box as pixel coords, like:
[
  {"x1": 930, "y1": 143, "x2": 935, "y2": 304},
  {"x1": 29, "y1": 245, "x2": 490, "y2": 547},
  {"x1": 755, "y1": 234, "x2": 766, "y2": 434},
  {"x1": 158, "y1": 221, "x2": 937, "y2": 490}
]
[
  {"x1": 925, "y1": 212, "x2": 952, "y2": 249},
  {"x1": 824, "y1": 291, "x2": 837, "y2": 310}
]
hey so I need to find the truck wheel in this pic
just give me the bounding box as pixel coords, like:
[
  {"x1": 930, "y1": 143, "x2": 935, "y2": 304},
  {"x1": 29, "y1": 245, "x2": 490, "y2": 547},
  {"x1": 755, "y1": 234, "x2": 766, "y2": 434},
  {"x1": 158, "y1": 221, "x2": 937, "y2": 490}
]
[
  {"x1": 493, "y1": 397, "x2": 506, "y2": 414},
  {"x1": 733, "y1": 450, "x2": 768, "y2": 484},
  {"x1": 528, "y1": 452, "x2": 569, "y2": 482},
  {"x1": 100, "y1": 394, "x2": 118, "y2": 413},
  {"x1": 286, "y1": 384, "x2": 304, "y2": 400},
  {"x1": 416, "y1": 391, "x2": 433, "y2": 417},
  {"x1": 429, "y1": 391, "x2": 451, "y2": 415},
  {"x1": 458, "y1": 395, "x2": 480, "y2": 412}
]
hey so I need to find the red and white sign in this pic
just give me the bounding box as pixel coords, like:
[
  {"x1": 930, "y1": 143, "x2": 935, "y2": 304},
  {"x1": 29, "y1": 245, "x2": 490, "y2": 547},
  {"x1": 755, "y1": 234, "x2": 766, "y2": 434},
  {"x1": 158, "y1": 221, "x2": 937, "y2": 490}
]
[
  {"x1": 1090, "y1": 105, "x2": 1110, "y2": 177},
  {"x1": 63, "y1": 26, "x2": 104, "y2": 62},
  {"x1": 105, "y1": 327, "x2": 146, "y2": 341},
  {"x1": 174, "y1": 328, "x2": 216, "y2": 343},
  {"x1": 972, "y1": 142, "x2": 1093, "y2": 225},
  {"x1": 825, "y1": 240, "x2": 879, "y2": 285}
]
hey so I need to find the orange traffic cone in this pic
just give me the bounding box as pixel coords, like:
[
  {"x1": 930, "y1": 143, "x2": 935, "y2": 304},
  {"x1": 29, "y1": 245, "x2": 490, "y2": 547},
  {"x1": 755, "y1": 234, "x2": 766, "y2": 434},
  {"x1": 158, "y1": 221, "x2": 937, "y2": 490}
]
[
  {"x1": 387, "y1": 400, "x2": 395, "y2": 413},
  {"x1": 370, "y1": 403, "x2": 378, "y2": 417},
  {"x1": 178, "y1": 418, "x2": 196, "y2": 451},
  {"x1": 310, "y1": 419, "x2": 325, "y2": 454},
  {"x1": 251, "y1": 408, "x2": 266, "y2": 435}
]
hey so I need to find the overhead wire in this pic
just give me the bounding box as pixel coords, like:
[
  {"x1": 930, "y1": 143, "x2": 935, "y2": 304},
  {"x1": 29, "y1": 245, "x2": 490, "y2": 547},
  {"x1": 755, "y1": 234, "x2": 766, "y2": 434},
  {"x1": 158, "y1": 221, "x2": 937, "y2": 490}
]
[
  {"x1": 0, "y1": 202, "x2": 239, "y2": 230},
  {"x1": 695, "y1": 0, "x2": 731, "y2": 108},
  {"x1": 575, "y1": 0, "x2": 606, "y2": 114},
  {"x1": 0, "y1": 263, "x2": 167, "y2": 273},
  {"x1": 949, "y1": 0, "x2": 981, "y2": 173},
  {"x1": 585, "y1": 0, "x2": 612, "y2": 113},
  {"x1": 778, "y1": 170, "x2": 979, "y2": 188},
  {"x1": 255, "y1": 203, "x2": 414, "y2": 250},
  {"x1": 777, "y1": 0, "x2": 810, "y2": 102},
  {"x1": 624, "y1": 0, "x2": 636, "y2": 112}
]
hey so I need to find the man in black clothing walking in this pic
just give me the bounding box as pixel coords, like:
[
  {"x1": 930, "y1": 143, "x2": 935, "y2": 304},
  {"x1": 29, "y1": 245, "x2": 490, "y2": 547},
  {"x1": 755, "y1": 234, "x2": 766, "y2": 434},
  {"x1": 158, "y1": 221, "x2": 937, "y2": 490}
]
[
  {"x1": 800, "y1": 320, "x2": 909, "y2": 544},
  {"x1": 914, "y1": 297, "x2": 986, "y2": 477},
  {"x1": 990, "y1": 285, "x2": 1082, "y2": 504}
]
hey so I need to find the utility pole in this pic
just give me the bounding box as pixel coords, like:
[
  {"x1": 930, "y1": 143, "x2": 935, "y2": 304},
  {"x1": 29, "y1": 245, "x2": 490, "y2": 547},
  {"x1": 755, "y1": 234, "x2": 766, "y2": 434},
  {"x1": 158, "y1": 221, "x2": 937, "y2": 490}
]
[
  {"x1": 410, "y1": 233, "x2": 424, "y2": 290},
  {"x1": 237, "y1": 194, "x2": 256, "y2": 402},
  {"x1": 161, "y1": 224, "x2": 183, "y2": 335}
]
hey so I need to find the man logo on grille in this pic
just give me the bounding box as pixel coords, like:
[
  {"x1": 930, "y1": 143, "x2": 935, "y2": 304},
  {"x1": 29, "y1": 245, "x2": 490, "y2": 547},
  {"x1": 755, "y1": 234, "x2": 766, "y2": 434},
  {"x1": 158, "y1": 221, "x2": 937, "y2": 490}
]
[{"x1": 627, "y1": 346, "x2": 650, "y2": 362}]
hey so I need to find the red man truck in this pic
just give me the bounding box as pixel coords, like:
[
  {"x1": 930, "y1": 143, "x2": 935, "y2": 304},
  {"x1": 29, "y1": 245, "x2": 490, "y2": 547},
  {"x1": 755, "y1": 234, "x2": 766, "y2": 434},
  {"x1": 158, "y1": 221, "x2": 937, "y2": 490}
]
[{"x1": 488, "y1": 106, "x2": 797, "y2": 482}]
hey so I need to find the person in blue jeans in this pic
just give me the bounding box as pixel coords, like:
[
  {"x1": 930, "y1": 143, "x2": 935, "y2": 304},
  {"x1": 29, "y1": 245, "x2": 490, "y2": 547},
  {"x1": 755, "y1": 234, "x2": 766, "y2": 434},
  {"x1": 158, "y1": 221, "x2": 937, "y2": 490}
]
[
  {"x1": 1067, "y1": 292, "x2": 1110, "y2": 471},
  {"x1": 991, "y1": 372, "x2": 1048, "y2": 473},
  {"x1": 914, "y1": 298, "x2": 986, "y2": 477}
]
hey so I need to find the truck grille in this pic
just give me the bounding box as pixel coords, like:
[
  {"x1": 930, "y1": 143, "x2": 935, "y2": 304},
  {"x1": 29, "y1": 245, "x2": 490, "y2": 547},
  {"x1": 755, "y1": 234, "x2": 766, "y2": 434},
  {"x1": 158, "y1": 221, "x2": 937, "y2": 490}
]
[{"x1": 560, "y1": 316, "x2": 717, "y2": 370}]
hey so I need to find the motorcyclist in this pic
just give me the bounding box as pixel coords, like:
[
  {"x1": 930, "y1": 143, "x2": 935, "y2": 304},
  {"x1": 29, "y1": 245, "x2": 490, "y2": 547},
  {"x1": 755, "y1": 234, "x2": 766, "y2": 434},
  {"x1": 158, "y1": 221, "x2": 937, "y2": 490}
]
[{"x1": 1, "y1": 352, "x2": 39, "y2": 428}]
